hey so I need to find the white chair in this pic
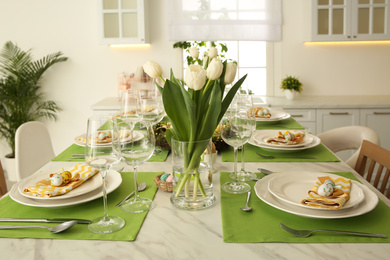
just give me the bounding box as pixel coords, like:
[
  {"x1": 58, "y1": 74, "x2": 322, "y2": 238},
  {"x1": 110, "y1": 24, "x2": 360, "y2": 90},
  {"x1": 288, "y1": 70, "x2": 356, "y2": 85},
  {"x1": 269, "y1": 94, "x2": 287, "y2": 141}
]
[
  {"x1": 15, "y1": 121, "x2": 55, "y2": 181},
  {"x1": 0, "y1": 160, "x2": 7, "y2": 197},
  {"x1": 317, "y1": 126, "x2": 380, "y2": 168}
]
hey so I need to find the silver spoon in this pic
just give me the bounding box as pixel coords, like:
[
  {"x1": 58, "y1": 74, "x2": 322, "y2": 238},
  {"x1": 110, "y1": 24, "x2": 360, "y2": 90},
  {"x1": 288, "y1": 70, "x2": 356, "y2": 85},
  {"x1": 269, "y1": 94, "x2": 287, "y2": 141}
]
[
  {"x1": 250, "y1": 168, "x2": 274, "y2": 181},
  {"x1": 0, "y1": 220, "x2": 77, "y2": 233},
  {"x1": 240, "y1": 191, "x2": 252, "y2": 212},
  {"x1": 258, "y1": 168, "x2": 274, "y2": 175},
  {"x1": 116, "y1": 182, "x2": 147, "y2": 207}
]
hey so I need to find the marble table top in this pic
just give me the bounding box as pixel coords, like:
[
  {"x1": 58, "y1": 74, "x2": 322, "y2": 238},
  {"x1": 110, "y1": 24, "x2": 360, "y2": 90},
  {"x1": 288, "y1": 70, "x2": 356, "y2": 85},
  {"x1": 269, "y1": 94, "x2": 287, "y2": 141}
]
[{"x1": 1, "y1": 156, "x2": 390, "y2": 260}]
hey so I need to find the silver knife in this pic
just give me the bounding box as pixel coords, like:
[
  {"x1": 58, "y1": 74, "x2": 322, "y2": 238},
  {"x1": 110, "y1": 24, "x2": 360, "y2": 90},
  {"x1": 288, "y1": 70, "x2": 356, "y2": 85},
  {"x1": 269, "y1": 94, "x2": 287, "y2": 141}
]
[{"x1": 0, "y1": 218, "x2": 91, "y2": 224}]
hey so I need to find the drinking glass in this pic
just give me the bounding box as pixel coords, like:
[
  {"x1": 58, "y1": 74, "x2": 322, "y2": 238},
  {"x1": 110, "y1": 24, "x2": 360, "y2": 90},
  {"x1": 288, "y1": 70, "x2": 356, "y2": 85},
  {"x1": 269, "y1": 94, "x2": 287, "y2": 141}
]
[
  {"x1": 113, "y1": 119, "x2": 155, "y2": 213},
  {"x1": 220, "y1": 105, "x2": 253, "y2": 194},
  {"x1": 236, "y1": 94, "x2": 257, "y2": 181},
  {"x1": 120, "y1": 89, "x2": 142, "y2": 127},
  {"x1": 140, "y1": 88, "x2": 165, "y2": 126},
  {"x1": 85, "y1": 115, "x2": 125, "y2": 234}
]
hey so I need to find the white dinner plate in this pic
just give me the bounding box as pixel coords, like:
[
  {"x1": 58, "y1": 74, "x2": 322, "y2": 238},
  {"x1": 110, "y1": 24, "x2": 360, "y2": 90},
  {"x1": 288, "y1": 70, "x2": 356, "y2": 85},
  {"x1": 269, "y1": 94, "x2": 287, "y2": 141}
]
[
  {"x1": 74, "y1": 130, "x2": 143, "y2": 147},
  {"x1": 9, "y1": 170, "x2": 122, "y2": 208},
  {"x1": 252, "y1": 130, "x2": 313, "y2": 148},
  {"x1": 254, "y1": 173, "x2": 378, "y2": 219},
  {"x1": 18, "y1": 167, "x2": 102, "y2": 200},
  {"x1": 249, "y1": 130, "x2": 321, "y2": 152},
  {"x1": 255, "y1": 108, "x2": 290, "y2": 123},
  {"x1": 267, "y1": 172, "x2": 365, "y2": 210}
]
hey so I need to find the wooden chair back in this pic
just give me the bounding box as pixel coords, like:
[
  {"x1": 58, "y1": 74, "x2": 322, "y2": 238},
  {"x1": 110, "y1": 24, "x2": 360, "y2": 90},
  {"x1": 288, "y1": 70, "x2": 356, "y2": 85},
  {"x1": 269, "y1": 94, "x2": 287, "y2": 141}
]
[
  {"x1": 354, "y1": 140, "x2": 390, "y2": 198},
  {"x1": 0, "y1": 161, "x2": 7, "y2": 197}
]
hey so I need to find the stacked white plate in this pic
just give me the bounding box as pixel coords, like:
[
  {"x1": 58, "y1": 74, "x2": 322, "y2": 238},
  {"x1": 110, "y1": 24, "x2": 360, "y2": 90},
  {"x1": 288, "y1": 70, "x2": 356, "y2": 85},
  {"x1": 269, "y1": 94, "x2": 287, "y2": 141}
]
[
  {"x1": 9, "y1": 167, "x2": 122, "y2": 208},
  {"x1": 254, "y1": 108, "x2": 290, "y2": 124},
  {"x1": 249, "y1": 130, "x2": 321, "y2": 152},
  {"x1": 254, "y1": 171, "x2": 378, "y2": 219},
  {"x1": 74, "y1": 130, "x2": 143, "y2": 147}
]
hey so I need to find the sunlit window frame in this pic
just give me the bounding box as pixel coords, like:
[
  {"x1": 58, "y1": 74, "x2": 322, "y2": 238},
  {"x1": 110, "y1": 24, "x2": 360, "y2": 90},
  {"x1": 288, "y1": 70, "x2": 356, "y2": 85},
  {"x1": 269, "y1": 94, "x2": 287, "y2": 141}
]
[{"x1": 180, "y1": 41, "x2": 274, "y2": 96}]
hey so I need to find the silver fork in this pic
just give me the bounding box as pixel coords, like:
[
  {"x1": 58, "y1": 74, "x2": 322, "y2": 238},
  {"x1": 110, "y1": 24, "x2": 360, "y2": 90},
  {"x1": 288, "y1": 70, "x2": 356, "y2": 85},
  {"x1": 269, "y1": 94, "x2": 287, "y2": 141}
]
[
  {"x1": 256, "y1": 152, "x2": 317, "y2": 159},
  {"x1": 280, "y1": 223, "x2": 387, "y2": 238}
]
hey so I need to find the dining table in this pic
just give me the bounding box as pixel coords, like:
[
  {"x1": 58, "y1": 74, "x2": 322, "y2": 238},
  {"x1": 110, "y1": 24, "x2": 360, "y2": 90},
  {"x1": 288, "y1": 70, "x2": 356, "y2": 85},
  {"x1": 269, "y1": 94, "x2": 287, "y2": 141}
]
[{"x1": 1, "y1": 118, "x2": 390, "y2": 260}]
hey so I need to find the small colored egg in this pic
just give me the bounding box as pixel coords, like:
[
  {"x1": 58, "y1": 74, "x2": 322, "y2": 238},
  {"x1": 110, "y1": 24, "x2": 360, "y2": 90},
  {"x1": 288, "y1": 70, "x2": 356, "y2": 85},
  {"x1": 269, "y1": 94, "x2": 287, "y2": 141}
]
[
  {"x1": 160, "y1": 173, "x2": 169, "y2": 181},
  {"x1": 318, "y1": 183, "x2": 334, "y2": 196},
  {"x1": 166, "y1": 174, "x2": 173, "y2": 182},
  {"x1": 50, "y1": 173, "x2": 63, "y2": 186}
]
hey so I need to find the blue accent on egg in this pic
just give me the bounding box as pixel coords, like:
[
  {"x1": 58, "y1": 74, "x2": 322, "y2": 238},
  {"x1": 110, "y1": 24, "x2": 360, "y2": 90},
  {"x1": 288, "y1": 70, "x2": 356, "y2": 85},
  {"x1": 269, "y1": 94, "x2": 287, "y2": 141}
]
[{"x1": 160, "y1": 173, "x2": 169, "y2": 181}]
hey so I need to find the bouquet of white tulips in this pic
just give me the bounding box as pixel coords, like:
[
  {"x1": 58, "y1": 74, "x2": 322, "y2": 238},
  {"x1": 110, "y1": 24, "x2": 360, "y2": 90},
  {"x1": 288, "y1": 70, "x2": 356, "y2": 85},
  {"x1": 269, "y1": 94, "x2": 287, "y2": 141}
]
[{"x1": 143, "y1": 45, "x2": 246, "y2": 200}]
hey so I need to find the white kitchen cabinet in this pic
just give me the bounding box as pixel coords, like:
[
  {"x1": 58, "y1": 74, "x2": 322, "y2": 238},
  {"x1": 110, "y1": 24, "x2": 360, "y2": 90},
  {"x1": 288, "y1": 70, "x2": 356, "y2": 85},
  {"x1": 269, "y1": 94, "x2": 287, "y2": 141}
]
[
  {"x1": 360, "y1": 108, "x2": 390, "y2": 150},
  {"x1": 98, "y1": 0, "x2": 148, "y2": 45},
  {"x1": 284, "y1": 109, "x2": 317, "y2": 134},
  {"x1": 311, "y1": 0, "x2": 390, "y2": 41},
  {"x1": 316, "y1": 108, "x2": 360, "y2": 132}
]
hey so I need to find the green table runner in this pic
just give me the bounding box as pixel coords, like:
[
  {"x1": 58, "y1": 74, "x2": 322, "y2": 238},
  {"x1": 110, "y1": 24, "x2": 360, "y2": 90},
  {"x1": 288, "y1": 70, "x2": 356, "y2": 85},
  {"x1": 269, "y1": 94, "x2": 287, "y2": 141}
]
[
  {"x1": 257, "y1": 117, "x2": 304, "y2": 130},
  {"x1": 53, "y1": 144, "x2": 169, "y2": 162},
  {"x1": 0, "y1": 172, "x2": 159, "y2": 241},
  {"x1": 221, "y1": 143, "x2": 340, "y2": 162},
  {"x1": 221, "y1": 172, "x2": 390, "y2": 243}
]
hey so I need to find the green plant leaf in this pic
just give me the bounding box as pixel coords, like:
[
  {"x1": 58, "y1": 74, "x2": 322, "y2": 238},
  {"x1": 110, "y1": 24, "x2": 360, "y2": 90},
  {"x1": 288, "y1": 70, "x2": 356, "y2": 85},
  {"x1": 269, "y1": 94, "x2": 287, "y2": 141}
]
[
  {"x1": 162, "y1": 79, "x2": 197, "y2": 141},
  {"x1": 198, "y1": 81, "x2": 222, "y2": 140}
]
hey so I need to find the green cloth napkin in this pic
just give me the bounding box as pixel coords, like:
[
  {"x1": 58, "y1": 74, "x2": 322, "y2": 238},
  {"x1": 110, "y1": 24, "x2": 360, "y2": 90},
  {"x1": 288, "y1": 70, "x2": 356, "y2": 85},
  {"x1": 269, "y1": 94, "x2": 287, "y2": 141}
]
[
  {"x1": 52, "y1": 144, "x2": 169, "y2": 162},
  {"x1": 0, "y1": 172, "x2": 160, "y2": 241},
  {"x1": 257, "y1": 117, "x2": 305, "y2": 130},
  {"x1": 221, "y1": 143, "x2": 340, "y2": 162},
  {"x1": 221, "y1": 171, "x2": 390, "y2": 243}
]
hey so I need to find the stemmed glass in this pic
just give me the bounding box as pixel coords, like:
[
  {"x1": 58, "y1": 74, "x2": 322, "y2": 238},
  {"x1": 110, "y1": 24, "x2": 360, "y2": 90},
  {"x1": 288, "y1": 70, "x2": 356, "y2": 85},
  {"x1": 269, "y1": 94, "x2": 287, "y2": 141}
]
[
  {"x1": 220, "y1": 105, "x2": 254, "y2": 194},
  {"x1": 120, "y1": 89, "x2": 142, "y2": 125},
  {"x1": 236, "y1": 93, "x2": 257, "y2": 181},
  {"x1": 139, "y1": 87, "x2": 165, "y2": 155},
  {"x1": 113, "y1": 118, "x2": 155, "y2": 213},
  {"x1": 85, "y1": 115, "x2": 125, "y2": 234}
]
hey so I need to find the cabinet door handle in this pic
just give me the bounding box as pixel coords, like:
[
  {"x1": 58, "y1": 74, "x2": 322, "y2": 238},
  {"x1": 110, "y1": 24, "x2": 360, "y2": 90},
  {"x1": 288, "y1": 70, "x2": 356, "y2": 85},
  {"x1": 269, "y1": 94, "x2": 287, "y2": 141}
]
[
  {"x1": 373, "y1": 112, "x2": 390, "y2": 115},
  {"x1": 329, "y1": 112, "x2": 349, "y2": 115},
  {"x1": 291, "y1": 114, "x2": 304, "y2": 118}
]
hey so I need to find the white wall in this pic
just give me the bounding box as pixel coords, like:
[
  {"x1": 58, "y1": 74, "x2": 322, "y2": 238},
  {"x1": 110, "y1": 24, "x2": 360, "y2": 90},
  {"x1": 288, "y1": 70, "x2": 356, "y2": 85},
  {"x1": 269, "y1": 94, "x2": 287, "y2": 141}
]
[
  {"x1": 1, "y1": 0, "x2": 390, "y2": 163},
  {"x1": 0, "y1": 0, "x2": 180, "y2": 159}
]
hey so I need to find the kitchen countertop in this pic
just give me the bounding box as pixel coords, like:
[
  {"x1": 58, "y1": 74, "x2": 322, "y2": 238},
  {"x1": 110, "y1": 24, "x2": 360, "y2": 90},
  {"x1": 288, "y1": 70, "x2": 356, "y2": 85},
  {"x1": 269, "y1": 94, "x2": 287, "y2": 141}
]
[
  {"x1": 262, "y1": 95, "x2": 390, "y2": 109},
  {"x1": 91, "y1": 96, "x2": 390, "y2": 111}
]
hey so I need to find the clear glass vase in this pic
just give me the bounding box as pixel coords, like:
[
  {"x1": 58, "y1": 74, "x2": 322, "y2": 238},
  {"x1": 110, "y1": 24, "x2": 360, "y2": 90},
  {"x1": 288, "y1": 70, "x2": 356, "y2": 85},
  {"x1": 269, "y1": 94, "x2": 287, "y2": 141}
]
[{"x1": 170, "y1": 138, "x2": 216, "y2": 210}]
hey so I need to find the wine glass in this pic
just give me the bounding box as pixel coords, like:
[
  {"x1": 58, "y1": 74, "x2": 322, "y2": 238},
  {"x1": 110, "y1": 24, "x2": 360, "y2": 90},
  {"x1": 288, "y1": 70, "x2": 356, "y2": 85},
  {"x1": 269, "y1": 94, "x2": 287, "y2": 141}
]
[
  {"x1": 139, "y1": 87, "x2": 165, "y2": 155},
  {"x1": 235, "y1": 93, "x2": 257, "y2": 181},
  {"x1": 120, "y1": 89, "x2": 142, "y2": 127},
  {"x1": 85, "y1": 115, "x2": 125, "y2": 234},
  {"x1": 220, "y1": 105, "x2": 253, "y2": 194},
  {"x1": 113, "y1": 118, "x2": 155, "y2": 213}
]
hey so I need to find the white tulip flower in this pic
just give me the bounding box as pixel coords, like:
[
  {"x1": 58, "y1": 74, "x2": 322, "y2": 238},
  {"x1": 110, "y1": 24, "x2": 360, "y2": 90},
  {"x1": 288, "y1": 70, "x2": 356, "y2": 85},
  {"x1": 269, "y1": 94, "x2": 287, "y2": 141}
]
[
  {"x1": 185, "y1": 65, "x2": 207, "y2": 91},
  {"x1": 224, "y1": 62, "x2": 237, "y2": 84},
  {"x1": 143, "y1": 61, "x2": 163, "y2": 79},
  {"x1": 208, "y1": 47, "x2": 218, "y2": 60},
  {"x1": 206, "y1": 58, "x2": 223, "y2": 80},
  {"x1": 189, "y1": 47, "x2": 199, "y2": 59}
]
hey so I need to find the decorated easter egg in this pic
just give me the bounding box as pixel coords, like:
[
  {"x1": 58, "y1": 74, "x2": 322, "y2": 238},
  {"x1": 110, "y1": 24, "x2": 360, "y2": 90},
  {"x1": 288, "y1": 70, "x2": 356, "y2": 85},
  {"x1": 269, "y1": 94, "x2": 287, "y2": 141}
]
[
  {"x1": 160, "y1": 173, "x2": 169, "y2": 181},
  {"x1": 318, "y1": 181, "x2": 334, "y2": 197},
  {"x1": 166, "y1": 174, "x2": 173, "y2": 182},
  {"x1": 50, "y1": 173, "x2": 63, "y2": 186}
]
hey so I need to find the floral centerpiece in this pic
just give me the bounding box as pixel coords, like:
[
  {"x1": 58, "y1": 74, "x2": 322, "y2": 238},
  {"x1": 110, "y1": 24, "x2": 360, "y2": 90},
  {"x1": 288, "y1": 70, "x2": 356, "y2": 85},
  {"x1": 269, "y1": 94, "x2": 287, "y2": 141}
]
[{"x1": 143, "y1": 43, "x2": 246, "y2": 209}]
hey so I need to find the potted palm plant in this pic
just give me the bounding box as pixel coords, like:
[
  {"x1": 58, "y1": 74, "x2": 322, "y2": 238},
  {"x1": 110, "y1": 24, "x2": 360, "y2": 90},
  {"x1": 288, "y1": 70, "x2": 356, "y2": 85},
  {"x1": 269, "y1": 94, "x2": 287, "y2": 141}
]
[
  {"x1": 280, "y1": 75, "x2": 303, "y2": 100},
  {"x1": 0, "y1": 41, "x2": 67, "y2": 180}
]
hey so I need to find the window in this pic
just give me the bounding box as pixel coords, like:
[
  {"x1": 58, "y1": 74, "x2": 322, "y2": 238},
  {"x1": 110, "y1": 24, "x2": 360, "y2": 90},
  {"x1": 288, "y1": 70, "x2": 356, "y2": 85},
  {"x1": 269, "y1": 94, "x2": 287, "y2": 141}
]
[{"x1": 182, "y1": 41, "x2": 270, "y2": 95}]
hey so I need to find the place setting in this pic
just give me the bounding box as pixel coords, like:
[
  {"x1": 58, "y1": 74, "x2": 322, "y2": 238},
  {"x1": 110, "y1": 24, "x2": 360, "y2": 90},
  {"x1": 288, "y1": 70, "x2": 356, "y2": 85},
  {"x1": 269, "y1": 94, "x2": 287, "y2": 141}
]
[
  {"x1": 220, "y1": 170, "x2": 390, "y2": 243},
  {"x1": 254, "y1": 171, "x2": 379, "y2": 219},
  {"x1": 221, "y1": 129, "x2": 340, "y2": 163}
]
